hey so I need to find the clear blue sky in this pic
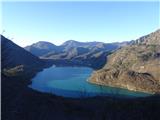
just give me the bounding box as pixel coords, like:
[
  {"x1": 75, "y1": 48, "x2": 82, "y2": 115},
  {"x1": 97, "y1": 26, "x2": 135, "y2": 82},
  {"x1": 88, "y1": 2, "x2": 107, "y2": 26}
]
[{"x1": 1, "y1": 1, "x2": 159, "y2": 47}]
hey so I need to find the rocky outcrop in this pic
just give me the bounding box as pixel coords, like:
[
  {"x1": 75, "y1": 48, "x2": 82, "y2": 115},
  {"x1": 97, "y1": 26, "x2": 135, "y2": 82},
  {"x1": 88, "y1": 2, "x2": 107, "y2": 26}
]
[
  {"x1": 134, "y1": 29, "x2": 160, "y2": 45},
  {"x1": 89, "y1": 29, "x2": 160, "y2": 93}
]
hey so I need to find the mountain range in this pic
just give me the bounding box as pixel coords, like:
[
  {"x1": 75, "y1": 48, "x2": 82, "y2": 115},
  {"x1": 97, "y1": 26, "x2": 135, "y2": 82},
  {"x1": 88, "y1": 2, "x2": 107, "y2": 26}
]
[
  {"x1": 24, "y1": 40, "x2": 132, "y2": 69},
  {"x1": 1, "y1": 29, "x2": 160, "y2": 94}
]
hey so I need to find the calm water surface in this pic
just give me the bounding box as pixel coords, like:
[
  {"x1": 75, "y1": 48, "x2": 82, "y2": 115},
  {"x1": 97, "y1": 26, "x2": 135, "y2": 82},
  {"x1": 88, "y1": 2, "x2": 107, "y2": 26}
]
[{"x1": 29, "y1": 66, "x2": 150, "y2": 98}]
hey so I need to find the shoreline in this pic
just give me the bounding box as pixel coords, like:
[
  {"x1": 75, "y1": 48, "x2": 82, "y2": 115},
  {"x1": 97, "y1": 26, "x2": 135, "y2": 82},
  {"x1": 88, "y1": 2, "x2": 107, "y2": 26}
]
[{"x1": 87, "y1": 78, "x2": 154, "y2": 95}]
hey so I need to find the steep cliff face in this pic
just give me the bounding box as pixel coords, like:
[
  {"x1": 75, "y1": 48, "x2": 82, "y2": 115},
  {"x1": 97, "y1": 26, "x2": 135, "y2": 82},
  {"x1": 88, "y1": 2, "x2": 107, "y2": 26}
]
[{"x1": 89, "y1": 29, "x2": 160, "y2": 93}]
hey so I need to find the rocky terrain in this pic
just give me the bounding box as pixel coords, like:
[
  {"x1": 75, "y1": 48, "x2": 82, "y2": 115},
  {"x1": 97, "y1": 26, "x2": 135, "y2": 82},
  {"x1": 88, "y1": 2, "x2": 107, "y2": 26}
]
[
  {"x1": 89, "y1": 29, "x2": 160, "y2": 93},
  {"x1": 25, "y1": 40, "x2": 132, "y2": 69}
]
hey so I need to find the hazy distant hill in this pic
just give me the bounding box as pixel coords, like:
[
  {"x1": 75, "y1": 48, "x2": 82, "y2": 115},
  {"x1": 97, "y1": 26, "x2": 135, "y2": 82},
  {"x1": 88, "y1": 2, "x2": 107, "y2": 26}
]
[
  {"x1": 25, "y1": 39, "x2": 132, "y2": 69},
  {"x1": 25, "y1": 41, "x2": 60, "y2": 56},
  {"x1": 60, "y1": 40, "x2": 120, "y2": 52},
  {"x1": 89, "y1": 29, "x2": 160, "y2": 93},
  {"x1": 25, "y1": 40, "x2": 132, "y2": 57}
]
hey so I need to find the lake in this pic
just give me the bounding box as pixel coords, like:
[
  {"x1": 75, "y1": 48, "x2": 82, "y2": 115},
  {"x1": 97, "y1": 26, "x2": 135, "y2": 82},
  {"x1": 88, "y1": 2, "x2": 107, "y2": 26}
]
[{"x1": 29, "y1": 66, "x2": 150, "y2": 98}]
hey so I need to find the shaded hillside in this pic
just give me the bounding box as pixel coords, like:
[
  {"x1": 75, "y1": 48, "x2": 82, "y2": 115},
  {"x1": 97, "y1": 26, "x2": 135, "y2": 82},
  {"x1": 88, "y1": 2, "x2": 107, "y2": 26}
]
[
  {"x1": 89, "y1": 29, "x2": 160, "y2": 93},
  {"x1": 1, "y1": 35, "x2": 51, "y2": 76}
]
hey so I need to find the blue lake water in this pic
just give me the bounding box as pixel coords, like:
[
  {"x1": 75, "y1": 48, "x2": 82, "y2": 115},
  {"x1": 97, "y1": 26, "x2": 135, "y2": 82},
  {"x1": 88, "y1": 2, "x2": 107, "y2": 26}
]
[{"x1": 29, "y1": 66, "x2": 150, "y2": 98}]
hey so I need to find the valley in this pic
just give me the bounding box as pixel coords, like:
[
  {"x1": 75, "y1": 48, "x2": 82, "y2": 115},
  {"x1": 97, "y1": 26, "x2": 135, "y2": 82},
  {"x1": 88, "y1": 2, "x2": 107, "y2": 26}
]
[
  {"x1": 2, "y1": 1, "x2": 160, "y2": 120},
  {"x1": 1, "y1": 29, "x2": 160, "y2": 120}
]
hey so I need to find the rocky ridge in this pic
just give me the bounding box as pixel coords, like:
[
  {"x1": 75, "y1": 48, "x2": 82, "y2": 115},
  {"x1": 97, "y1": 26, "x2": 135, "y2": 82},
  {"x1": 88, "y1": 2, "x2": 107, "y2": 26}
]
[{"x1": 89, "y1": 29, "x2": 160, "y2": 93}]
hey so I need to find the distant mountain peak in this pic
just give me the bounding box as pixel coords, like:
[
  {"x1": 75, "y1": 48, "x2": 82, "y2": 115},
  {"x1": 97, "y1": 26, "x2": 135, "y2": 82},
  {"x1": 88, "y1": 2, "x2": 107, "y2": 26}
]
[
  {"x1": 31, "y1": 41, "x2": 56, "y2": 48},
  {"x1": 65, "y1": 40, "x2": 77, "y2": 42},
  {"x1": 24, "y1": 41, "x2": 59, "y2": 56},
  {"x1": 62, "y1": 40, "x2": 79, "y2": 46}
]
